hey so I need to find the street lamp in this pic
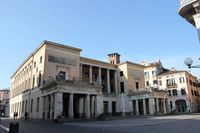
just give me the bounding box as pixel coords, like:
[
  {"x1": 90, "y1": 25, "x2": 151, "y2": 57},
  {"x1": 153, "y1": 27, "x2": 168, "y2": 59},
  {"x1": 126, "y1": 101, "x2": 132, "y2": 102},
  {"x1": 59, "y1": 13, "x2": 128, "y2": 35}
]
[{"x1": 184, "y1": 57, "x2": 200, "y2": 68}]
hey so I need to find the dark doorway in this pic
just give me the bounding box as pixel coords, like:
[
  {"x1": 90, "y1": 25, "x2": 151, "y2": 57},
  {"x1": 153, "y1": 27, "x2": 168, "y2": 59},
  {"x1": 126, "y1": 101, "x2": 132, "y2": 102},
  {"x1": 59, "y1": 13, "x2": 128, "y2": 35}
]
[
  {"x1": 175, "y1": 99, "x2": 187, "y2": 112},
  {"x1": 112, "y1": 101, "x2": 116, "y2": 116},
  {"x1": 138, "y1": 99, "x2": 143, "y2": 115},
  {"x1": 63, "y1": 93, "x2": 69, "y2": 118},
  {"x1": 103, "y1": 101, "x2": 108, "y2": 115}
]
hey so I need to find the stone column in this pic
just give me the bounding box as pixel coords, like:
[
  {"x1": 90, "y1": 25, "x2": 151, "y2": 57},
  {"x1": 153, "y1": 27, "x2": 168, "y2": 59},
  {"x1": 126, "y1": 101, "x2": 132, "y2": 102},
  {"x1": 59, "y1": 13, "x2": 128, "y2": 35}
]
[
  {"x1": 89, "y1": 66, "x2": 93, "y2": 83},
  {"x1": 95, "y1": 95, "x2": 102, "y2": 117},
  {"x1": 54, "y1": 93, "x2": 63, "y2": 119},
  {"x1": 90, "y1": 96, "x2": 95, "y2": 118},
  {"x1": 80, "y1": 64, "x2": 83, "y2": 80},
  {"x1": 114, "y1": 71, "x2": 118, "y2": 94},
  {"x1": 79, "y1": 98, "x2": 84, "y2": 118},
  {"x1": 40, "y1": 96, "x2": 44, "y2": 119},
  {"x1": 163, "y1": 99, "x2": 167, "y2": 114},
  {"x1": 149, "y1": 98, "x2": 155, "y2": 115},
  {"x1": 107, "y1": 69, "x2": 110, "y2": 93},
  {"x1": 143, "y1": 99, "x2": 146, "y2": 115},
  {"x1": 108, "y1": 101, "x2": 112, "y2": 114},
  {"x1": 45, "y1": 95, "x2": 49, "y2": 119},
  {"x1": 98, "y1": 67, "x2": 102, "y2": 85},
  {"x1": 50, "y1": 94, "x2": 54, "y2": 119},
  {"x1": 193, "y1": 13, "x2": 200, "y2": 41},
  {"x1": 156, "y1": 98, "x2": 159, "y2": 112},
  {"x1": 85, "y1": 94, "x2": 90, "y2": 119},
  {"x1": 69, "y1": 93, "x2": 74, "y2": 119},
  {"x1": 167, "y1": 99, "x2": 171, "y2": 113},
  {"x1": 135, "y1": 100, "x2": 139, "y2": 115}
]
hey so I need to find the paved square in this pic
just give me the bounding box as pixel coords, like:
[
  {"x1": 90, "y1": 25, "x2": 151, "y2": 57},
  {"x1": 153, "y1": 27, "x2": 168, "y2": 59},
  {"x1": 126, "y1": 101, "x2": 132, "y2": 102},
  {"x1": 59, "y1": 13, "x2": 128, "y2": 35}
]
[{"x1": 1, "y1": 114, "x2": 200, "y2": 133}]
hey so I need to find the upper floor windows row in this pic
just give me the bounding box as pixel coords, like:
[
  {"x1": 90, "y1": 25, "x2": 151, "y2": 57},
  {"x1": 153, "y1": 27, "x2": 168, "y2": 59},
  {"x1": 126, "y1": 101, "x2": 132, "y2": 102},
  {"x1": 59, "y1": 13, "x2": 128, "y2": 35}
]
[
  {"x1": 144, "y1": 71, "x2": 156, "y2": 78},
  {"x1": 48, "y1": 55, "x2": 77, "y2": 66},
  {"x1": 168, "y1": 88, "x2": 186, "y2": 96}
]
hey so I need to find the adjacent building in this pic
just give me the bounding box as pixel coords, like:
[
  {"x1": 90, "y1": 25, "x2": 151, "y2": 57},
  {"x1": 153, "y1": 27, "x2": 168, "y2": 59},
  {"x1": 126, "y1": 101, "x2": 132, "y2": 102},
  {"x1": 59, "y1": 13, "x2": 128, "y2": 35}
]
[
  {"x1": 178, "y1": 0, "x2": 200, "y2": 41},
  {"x1": 158, "y1": 69, "x2": 199, "y2": 113},
  {"x1": 0, "y1": 89, "x2": 10, "y2": 116},
  {"x1": 10, "y1": 40, "x2": 170, "y2": 120}
]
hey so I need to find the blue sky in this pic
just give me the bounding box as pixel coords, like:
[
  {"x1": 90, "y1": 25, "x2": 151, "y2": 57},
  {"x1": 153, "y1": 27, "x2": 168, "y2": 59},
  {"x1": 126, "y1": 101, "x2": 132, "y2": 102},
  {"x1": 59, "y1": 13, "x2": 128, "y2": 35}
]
[{"x1": 0, "y1": 0, "x2": 200, "y2": 89}]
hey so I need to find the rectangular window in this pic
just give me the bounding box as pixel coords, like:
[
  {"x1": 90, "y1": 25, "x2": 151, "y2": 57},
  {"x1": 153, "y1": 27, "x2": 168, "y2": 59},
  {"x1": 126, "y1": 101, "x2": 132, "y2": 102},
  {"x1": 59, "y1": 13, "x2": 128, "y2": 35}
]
[
  {"x1": 34, "y1": 62, "x2": 36, "y2": 68},
  {"x1": 32, "y1": 75, "x2": 35, "y2": 88},
  {"x1": 40, "y1": 56, "x2": 42, "y2": 63},
  {"x1": 181, "y1": 88, "x2": 186, "y2": 95},
  {"x1": 22, "y1": 101, "x2": 24, "y2": 113},
  {"x1": 120, "y1": 82, "x2": 124, "y2": 93},
  {"x1": 171, "y1": 78, "x2": 176, "y2": 84},
  {"x1": 167, "y1": 78, "x2": 176, "y2": 85},
  {"x1": 168, "y1": 90, "x2": 171, "y2": 96},
  {"x1": 135, "y1": 82, "x2": 139, "y2": 90},
  {"x1": 179, "y1": 77, "x2": 185, "y2": 83},
  {"x1": 120, "y1": 71, "x2": 123, "y2": 77},
  {"x1": 152, "y1": 71, "x2": 156, "y2": 76},
  {"x1": 30, "y1": 99, "x2": 33, "y2": 113},
  {"x1": 38, "y1": 72, "x2": 41, "y2": 87},
  {"x1": 146, "y1": 81, "x2": 149, "y2": 86},
  {"x1": 36, "y1": 97, "x2": 39, "y2": 112},
  {"x1": 172, "y1": 89, "x2": 178, "y2": 96},
  {"x1": 153, "y1": 80, "x2": 158, "y2": 85},
  {"x1": 144, "y1": 72, "x2": 149, "y2": 78},
  {"x1": 56, "y1": 71, "x2": 66, "y2": 80}
]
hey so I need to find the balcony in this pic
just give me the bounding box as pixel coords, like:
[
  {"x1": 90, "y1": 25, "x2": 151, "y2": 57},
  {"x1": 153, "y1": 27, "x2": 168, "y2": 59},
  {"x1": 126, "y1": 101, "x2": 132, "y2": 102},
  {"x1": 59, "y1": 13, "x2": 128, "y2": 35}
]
[
  {"x1": 178, "y1": 0, "x2": 199, "y2": 26},
  {"x1": 166, "y1": 83, "x2": 178, "y2": 89},
  {"x1": 179, "y1": 0, "x2": 197, "y2": 7},
  {"x1": 41, "y1": 76, "x2": 102, "y2": 94}
]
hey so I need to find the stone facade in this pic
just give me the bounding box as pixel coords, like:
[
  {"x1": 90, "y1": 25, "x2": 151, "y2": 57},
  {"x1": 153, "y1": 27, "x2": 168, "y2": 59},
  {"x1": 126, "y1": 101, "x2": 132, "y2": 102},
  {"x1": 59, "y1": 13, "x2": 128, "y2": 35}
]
[
  {"x1": 0, "y1": 89, "x2": 10, "y2": 116},
  {"x1": 10, "y1": 40, "x2": 170, "y2": 120},
  {"x1": 158, "y1": 70, "x2": 199, "y2": 113}
]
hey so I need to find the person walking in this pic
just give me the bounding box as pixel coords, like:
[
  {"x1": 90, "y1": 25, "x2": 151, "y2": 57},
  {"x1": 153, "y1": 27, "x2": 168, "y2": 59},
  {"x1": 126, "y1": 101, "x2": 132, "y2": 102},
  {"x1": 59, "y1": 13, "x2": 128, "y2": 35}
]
[{"x1": 25, "y1": 112, "x2": 28, "y2": 120}]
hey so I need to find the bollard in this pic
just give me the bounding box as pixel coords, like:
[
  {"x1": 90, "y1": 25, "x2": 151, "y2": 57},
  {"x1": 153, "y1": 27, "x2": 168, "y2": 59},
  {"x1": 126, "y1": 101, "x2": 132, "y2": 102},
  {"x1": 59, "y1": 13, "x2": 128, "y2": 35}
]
[{"x1": 9, "y1": 122, "x2": 19, "y2": 133}]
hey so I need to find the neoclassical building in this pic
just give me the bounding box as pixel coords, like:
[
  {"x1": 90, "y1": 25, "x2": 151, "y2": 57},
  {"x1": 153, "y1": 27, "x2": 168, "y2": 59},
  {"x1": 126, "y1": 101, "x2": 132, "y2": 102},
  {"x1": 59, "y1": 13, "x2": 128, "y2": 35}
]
[{"x1": 10, "y1": 41, "x2": 170, "y2": 120}]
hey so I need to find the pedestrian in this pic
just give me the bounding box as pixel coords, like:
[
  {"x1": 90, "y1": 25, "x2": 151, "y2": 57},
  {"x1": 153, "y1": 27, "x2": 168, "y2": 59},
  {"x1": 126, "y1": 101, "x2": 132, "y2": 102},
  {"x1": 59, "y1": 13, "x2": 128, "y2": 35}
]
[
  {"x1": 25, "y1": 112, "x2": 28, "y2": 120},
  {"x1": 16, "y1": 112, "x2": 18, "y2": 119}
]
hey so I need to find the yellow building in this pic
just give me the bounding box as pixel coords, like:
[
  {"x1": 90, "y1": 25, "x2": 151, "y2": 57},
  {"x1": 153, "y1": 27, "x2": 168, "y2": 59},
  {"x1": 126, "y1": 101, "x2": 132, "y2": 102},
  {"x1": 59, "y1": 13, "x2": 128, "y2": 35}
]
[{"x1": 10, "y1": 40, "x2": 169, "y2": 120}]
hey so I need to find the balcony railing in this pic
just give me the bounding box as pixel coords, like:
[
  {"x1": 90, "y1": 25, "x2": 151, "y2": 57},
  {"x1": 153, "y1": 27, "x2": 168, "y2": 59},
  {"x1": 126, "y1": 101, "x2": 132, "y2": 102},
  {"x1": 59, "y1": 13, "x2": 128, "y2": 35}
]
[
  {"x1": 42, "y1": 75, "x2": 101, "y2": 90},
  {"x1": 166, "y1": 83, "x2": 177, "y2": 89},
  {"x1": 179, "y1": 0, "x2": 197, "y2": 6}
]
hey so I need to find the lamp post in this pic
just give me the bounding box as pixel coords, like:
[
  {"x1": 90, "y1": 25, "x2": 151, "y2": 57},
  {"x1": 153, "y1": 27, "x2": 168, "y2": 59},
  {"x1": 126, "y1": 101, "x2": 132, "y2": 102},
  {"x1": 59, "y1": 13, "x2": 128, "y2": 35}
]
[{"x1": 184, "y1": 57, "x2": 200, "y2": 68}]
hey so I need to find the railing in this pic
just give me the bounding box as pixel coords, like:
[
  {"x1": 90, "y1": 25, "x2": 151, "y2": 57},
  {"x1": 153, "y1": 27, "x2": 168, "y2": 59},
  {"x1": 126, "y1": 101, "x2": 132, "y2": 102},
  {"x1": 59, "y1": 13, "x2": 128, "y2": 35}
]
[
  {"x1": 179, "y1": 0, "x2": 197, "y2": 6},
  {"x1": 166, "y1": 83, "x2": 177, "y2": 89},
  {"x1": 42, "y1": 75, "x2": 101, "y2": 90},
  {"x1": 44, "y1": 75, "x2": 100, "y2": 85}
]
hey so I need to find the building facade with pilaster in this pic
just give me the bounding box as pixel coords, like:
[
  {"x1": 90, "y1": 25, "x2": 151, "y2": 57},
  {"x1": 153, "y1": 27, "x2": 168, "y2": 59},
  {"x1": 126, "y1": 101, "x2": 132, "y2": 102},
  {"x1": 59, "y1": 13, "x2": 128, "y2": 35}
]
[
  {"x1": 10, "y1": 41, "x2": 170, "y2": 120},
  {"x1": 158, "y1": 70, "x2": 199, "y2": 113},
  {"x1": 0, "y1": 89, "x2": 10, "y2": 117}
]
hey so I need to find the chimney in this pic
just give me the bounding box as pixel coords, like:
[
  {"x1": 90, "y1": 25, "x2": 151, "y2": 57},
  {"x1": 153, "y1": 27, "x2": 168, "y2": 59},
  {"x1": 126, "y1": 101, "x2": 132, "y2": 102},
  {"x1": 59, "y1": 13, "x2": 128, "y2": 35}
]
[{"x1": 108, "y1": 53, "x2": 120, "y2": 64}]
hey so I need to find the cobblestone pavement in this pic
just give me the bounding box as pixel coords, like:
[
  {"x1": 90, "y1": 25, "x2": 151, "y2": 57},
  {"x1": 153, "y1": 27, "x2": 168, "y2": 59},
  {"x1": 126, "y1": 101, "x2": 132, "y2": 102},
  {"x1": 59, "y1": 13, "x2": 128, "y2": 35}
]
[{"x1": 0, "y1": 114, "x2": 200, "y2": 133}]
